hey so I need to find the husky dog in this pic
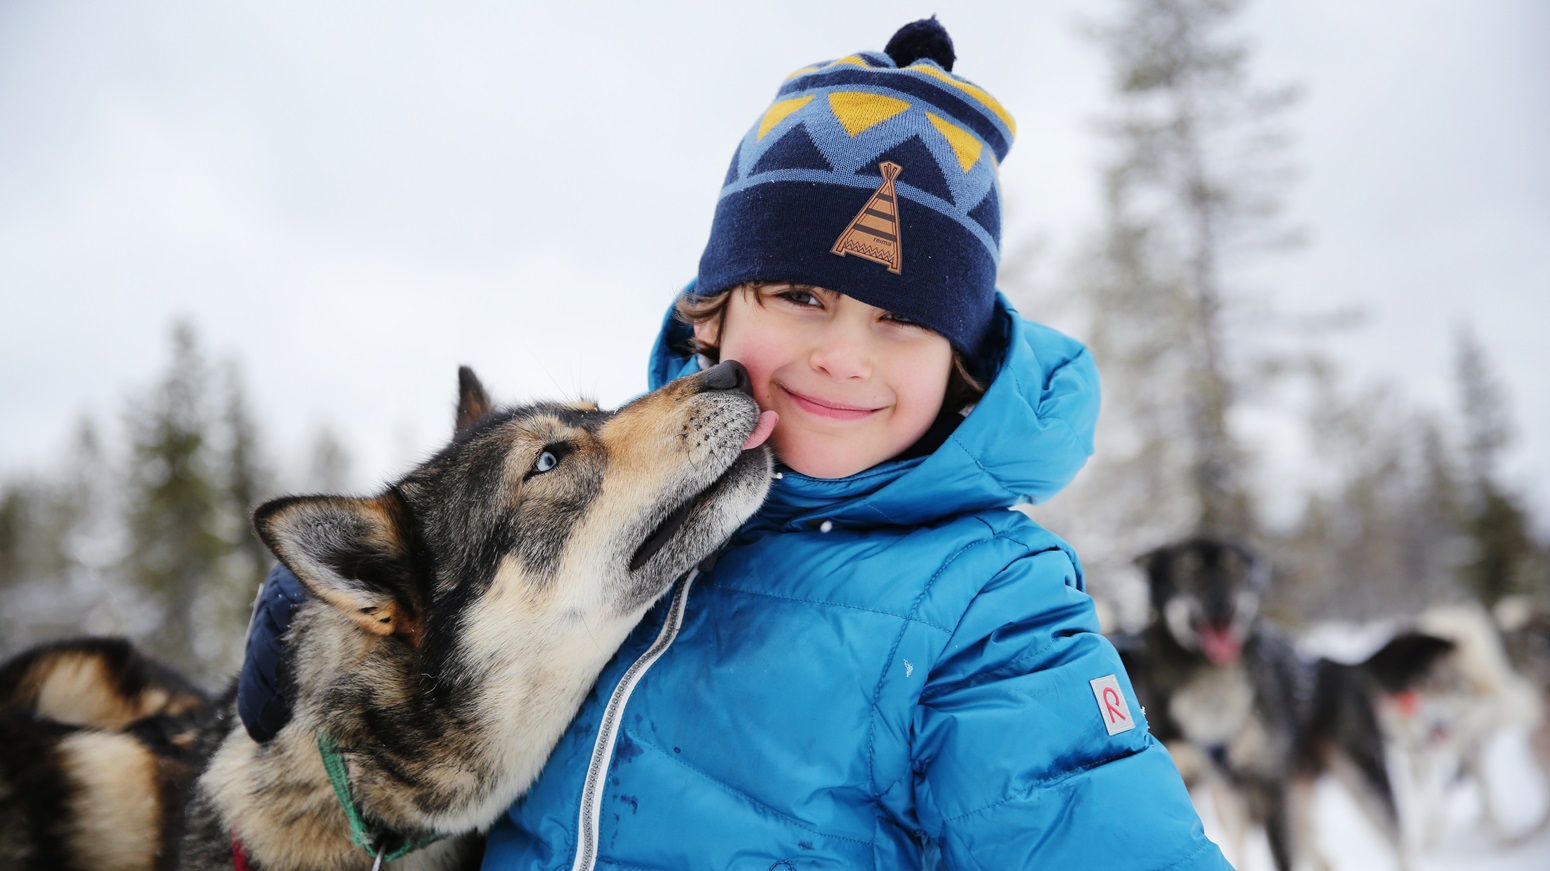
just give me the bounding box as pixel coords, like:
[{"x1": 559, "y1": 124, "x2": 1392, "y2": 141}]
[
  {"x1": 1385, "y1": 599, "x2": 1550, "y2": 844},
  {"x1": 0, "y1": 638, "x2": 213, "y2": 871},
  {"x1": 1, "y1": 361, "x2": 775, "y2": 871},
  {"x1": 1120, "y1": 537, "x2": 1450, "y2": 871},
  {"x1": 1494, "y1": 594, "x2": 1550, "y2": 839}
]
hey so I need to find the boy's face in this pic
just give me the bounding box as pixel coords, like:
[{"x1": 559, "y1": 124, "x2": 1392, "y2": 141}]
[{"x1": 695, "y1": 285, "x2": 953, "y2": 479}]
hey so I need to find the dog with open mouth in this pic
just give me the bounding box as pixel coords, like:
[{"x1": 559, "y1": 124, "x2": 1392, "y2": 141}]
[{"x1": 1120, "y1": 537, "x2": 1451, "y2": 871}]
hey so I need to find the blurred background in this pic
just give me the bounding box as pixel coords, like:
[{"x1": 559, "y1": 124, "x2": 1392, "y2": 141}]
[{"x1": 1, "y1": 1, "x2": 1546, "y2": 866}]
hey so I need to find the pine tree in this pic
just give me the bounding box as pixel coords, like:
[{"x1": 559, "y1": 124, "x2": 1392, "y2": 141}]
[
  {"x1": 1411, "y1": 421, "x2": 1471, "y2": 605},
  {"x1": 122, "y1": 322, "x2": 228, "y2": 676},
  {"x1": 0, "y1": 481, "x2": 41, "y2": 648},
  {"x1": 1024, "y1": 0, "x2": 1313, "y2": 600},
  {"x1": 0, "y1": 483, "x2": 35, "y2": 590},
  {"x1": 208, "y1": 362, "x2": 276, "y2": 670},
  {"x1": 223, "y1": 366, "x2": 272, "y2": 571},
  {"x1": 1090, "y1": 0, "x2": 1307, "y2": 537},
  {"x1": 0, "y1": 419, "x2": 126, "y2": 648},
  {"x1": 1453, "y1": 325, "x2": 1537, "y2": 606},
  {"x1": 2, "y1": 326, "x2": 309, "y2": 667},
  {"x1": 52, "y1": 420, "x2": 126, "y2": 633},
  {"x1": 1266, "y1": 374, "x2": 1463, "y2": 623}
]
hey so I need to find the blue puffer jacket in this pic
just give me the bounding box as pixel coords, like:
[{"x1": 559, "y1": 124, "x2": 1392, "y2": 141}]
[{"x1": 481, "y1": 290, "x2": 1228, "y2": 870}]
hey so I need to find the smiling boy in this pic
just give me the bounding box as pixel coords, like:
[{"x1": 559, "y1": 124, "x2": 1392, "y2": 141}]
[
  {"x1": 239, "y1": 17, "x2": 1229, "y2": 870},
  {"x1": 480, "y1": 17, "x2": 1230, "y2": 870}
]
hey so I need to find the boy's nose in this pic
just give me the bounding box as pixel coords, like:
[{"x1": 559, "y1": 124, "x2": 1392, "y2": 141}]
[
  {"x1": 809, "y1": 328, "x2": 872, "y2": 380},
  {"x1": 701, "y1": 360, "x2": 753, "y2": 394}
]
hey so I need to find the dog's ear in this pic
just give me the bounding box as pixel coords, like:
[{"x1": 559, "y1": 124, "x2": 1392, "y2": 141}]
[
  {"x1": 253, "y1": 493, "x2": 423, "y2": 643},
  {"x1": 1229, "y1": 542, "x2": 1271, "y2": 592},
  {"x1": 1133, "y1": 544, "x2": 1169, "y2": 578},
  {"x1": 1132, "y1": 543, "x2": 1173, "y2": 615},
  {"x1": 456, "y1": 366, "x2": 492, "y2": 434}
]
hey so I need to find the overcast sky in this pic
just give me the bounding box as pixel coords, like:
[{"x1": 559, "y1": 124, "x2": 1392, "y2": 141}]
[{"x1": 2, "y1": 0, "x2": 1546, "y2": 530}]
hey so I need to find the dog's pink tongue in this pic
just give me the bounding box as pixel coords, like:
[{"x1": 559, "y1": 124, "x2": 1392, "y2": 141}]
[
  {"x1": 1199, "y1": 627, "x2": 1242, "y2": 665},
  {"x1": 743, "y1": 410, "x2": 778, "y2": 450}
]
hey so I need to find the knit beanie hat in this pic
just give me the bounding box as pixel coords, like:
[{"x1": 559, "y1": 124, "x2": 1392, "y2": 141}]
[{"x1": 696, "y1": 17, "x2": 1015, "y2": 355}]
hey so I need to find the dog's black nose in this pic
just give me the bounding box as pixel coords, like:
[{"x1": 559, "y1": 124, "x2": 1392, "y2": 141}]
[{"x1": 702, "y1": 360, "x2": 752, "y2": 394}]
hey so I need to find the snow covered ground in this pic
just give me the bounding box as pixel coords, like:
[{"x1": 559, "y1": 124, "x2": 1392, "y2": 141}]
[{"x1": 1193, "y1": 726, "x2": 1550, "y2": 870}]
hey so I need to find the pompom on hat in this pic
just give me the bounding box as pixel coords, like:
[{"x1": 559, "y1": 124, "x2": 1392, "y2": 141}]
[{"x1": 696, "y1": 17, "x2": 1015, "y2": 355}]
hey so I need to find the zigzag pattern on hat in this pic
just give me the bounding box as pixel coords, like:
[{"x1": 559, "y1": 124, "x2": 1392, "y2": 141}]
[
  {"x1": 721, "y1": 78, "x2": 1005, "y2": 258},
  {"x1": 697, "y1": 18, "x2": 1013, "y2": 354},
  {"x1": 781, "y1": 52, "x2": 1016, "y2": 152}
]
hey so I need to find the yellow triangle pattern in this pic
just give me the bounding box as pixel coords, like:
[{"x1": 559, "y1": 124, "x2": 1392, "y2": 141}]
[
  {"x1": 927, "y1": 112, "x2": 984, "y2": 173},
  {"x1": 828, "y1": 92, "x2": 911, "y2": 138},
  {"x1": 784, "y1": 65, "x2": 820, "y2": 81},
  {"x1": 910, "y1": 64, "x2": 1017, "y2": 137},
  {"x1": 757, "y1": 95, "x2": 815, "y2": 141}
]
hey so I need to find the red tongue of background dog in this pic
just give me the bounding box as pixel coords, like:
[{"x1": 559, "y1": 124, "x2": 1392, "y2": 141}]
[{"x1": 1199, "y1": 625, "x2": 1242, "y2": 665}]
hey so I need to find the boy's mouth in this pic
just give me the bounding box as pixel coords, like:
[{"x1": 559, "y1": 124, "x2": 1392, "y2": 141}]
[{"x1": 780, "y1": 386, "x2": 880, "y2": 421}]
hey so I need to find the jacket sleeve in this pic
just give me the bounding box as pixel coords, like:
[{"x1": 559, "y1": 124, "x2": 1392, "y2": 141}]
[{"x1": 912, "y1": 547, "x2": 1230, "y2": 870}]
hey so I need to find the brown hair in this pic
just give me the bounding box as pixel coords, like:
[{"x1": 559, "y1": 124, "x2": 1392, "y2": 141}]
[{"x1": 674, "y1": 282, "x2": 987, "y2": 409}]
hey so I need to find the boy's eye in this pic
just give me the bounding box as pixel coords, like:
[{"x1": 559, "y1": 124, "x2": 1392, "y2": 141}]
[
  {"x1": 776, "y1": 289, "x2": 822, "y2": 307},
  {"x1": 882, "y1": 312, "x2": 923, "y2": 328}
]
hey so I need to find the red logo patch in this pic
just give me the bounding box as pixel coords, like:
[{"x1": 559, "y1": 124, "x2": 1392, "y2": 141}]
[{"x1": 1090, "y1": 674, "x2": 1136, "y2": 736}]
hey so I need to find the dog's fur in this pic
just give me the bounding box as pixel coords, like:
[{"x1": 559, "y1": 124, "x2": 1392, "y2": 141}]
[
  {"x1": 0, "y1": 363, "x2": 773, "y2": 870},
  {"x1": 1120, "y1": 537, "x2": 1451, "y2": 871},
  {"x1": 0, "y1": 638, "x2": 213, "y2": 871},
  {"x1": 1495, "y1": 594, "x2": 1550, "y2": 838},
  {"x1": 1382, "y1": 599, "x2": 1550, "y2": 845}
]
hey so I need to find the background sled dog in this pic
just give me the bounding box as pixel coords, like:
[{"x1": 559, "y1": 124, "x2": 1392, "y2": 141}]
[
  {"x1": 1118, "y1": 536, "x2": 1450, "y2": 871},
  {"x1": 1494, "y1": 594, "x2": 1550, "y2": 839},
  {"x1": 0, "y1": 361, "x2": 775, "y2": 871},
  {"x1": 0, "y1": 638, "x2": 212, "y2": 871},
  {"x1": 1382, "y1": 599, "x2": 1550, "y2": 845}
]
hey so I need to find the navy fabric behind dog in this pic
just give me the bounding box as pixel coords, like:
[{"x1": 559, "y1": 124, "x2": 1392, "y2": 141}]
[{"x1": 236, "y1": 564, "x2": 305, "y2": 743}]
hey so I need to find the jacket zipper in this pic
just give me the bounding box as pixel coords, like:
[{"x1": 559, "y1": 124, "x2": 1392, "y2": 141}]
[{"x1": 569, "y1": 569, "x2": 698, "y2": 871}]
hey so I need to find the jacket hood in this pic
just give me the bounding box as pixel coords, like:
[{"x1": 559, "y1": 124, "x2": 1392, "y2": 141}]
[{"x1": 647, "y1": 282, "x2": 1099, "y2": 531}]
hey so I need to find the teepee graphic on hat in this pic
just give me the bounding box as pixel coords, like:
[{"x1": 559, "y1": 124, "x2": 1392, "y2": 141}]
[{"x1": 831, "y1": 162, "x2": 903, "y2": 274}]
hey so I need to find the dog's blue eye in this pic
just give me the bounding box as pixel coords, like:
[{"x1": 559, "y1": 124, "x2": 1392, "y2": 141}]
[{"x1": 534, "y1": 451, "x2": 558, "y2": 473}]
